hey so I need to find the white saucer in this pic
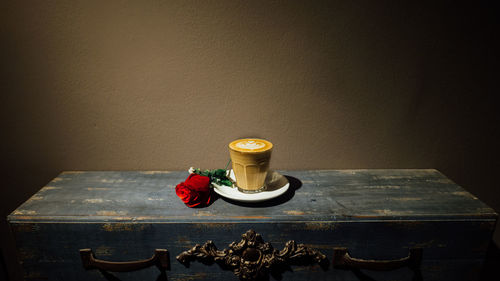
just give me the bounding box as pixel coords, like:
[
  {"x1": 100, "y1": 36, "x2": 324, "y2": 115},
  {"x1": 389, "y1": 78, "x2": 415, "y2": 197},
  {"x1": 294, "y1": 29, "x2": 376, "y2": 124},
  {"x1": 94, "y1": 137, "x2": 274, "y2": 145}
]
[{"x1": 212, "y1": 170, "x2": 289, "y2": 202}]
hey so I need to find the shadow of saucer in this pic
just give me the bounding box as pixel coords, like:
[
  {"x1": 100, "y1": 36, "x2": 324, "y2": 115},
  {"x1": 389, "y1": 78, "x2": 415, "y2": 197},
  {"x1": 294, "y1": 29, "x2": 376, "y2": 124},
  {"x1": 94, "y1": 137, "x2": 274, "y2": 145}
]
[{"x1": 219, "y1": 175, "x2": 302, "y2": 208}]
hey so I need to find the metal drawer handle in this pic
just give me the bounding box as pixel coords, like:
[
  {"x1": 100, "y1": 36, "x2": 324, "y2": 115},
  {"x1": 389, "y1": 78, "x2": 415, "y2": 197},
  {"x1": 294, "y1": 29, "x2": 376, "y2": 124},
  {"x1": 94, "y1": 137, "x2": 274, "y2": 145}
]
[
  {"x1": 177, "y1": 229, "x2": 328, "y2": 281},
  {"x1": 80, "y1": 249, "x2": 170, "y2": 272},
  {"x1": 332, "y1": 247, "x2": 422, "y2": 271}
]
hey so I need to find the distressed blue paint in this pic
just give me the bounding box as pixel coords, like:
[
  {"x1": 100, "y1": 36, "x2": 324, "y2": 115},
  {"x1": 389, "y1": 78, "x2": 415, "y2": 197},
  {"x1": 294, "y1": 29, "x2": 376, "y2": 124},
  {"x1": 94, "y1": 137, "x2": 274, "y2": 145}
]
[
  {"x1": 7, "y1": 170, "x2": 497, "y2": 223},
  {"x1": 10, "y1": 221, "x2": 493, "y2": 280},
  {"x1": 7, "y1": 170, "x2": 498, "y2": 280}
]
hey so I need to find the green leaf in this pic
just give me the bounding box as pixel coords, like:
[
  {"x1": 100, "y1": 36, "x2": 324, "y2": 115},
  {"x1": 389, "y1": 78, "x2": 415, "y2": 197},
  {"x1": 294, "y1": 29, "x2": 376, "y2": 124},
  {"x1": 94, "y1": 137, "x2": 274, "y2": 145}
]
[
  {"x1": 220, "y1": 179, "x2": 233, "y2": 186},
  {"x1": 192, "y1": 167, "x2": 233, "y2": 187},
  {"x1": 213, "y1": 169, "x2": 226, "y2": 177}
]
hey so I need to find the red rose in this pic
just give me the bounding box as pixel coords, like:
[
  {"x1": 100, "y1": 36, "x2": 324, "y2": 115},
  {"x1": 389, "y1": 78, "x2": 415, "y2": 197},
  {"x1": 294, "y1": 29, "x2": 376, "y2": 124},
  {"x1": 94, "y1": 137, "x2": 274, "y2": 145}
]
[{"x1": 175, "y1": 174, "x2": 212, "y2": 207}]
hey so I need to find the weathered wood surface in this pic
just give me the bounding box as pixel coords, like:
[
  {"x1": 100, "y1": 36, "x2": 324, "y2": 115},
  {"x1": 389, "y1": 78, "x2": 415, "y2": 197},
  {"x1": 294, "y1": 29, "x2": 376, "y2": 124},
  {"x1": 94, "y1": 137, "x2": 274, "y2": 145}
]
[
  {"x1": 7, "y1": 170, "x2": 497, "y2": 223},
  {"x1": 7, "y1": 170, "x2": 497, "y2": 281},
  {"x1": 10, "y1": 221, "x2": 494, "y2": 281}
]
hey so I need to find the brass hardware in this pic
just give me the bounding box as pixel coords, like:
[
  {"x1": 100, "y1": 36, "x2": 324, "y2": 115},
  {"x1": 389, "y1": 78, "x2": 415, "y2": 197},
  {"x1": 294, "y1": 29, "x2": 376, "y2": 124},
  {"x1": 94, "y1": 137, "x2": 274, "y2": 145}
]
[
  {"x1": 332, "y1": 247, "x2": 422, "y2": 271},
  {"x1": 80, "y1": 248, "x2": 170, "y2": 272},
  {"x1": 177, "y1": 229, "x2": 327, "y2": 280}
]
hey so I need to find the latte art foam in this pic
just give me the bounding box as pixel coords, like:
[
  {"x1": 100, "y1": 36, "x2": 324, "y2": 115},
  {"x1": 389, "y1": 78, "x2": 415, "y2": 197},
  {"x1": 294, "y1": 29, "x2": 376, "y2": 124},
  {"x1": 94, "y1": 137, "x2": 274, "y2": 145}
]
[
  {"x1": 229, "y1": 138, "x2": 273, "y2": 153},
  {"x1": 235, "y1": 140, "x2": 265, "y2": 150}
]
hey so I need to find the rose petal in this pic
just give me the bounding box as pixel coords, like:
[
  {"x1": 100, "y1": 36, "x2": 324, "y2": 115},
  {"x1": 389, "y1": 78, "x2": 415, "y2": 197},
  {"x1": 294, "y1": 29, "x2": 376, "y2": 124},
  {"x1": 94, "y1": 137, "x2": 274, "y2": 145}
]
[
  {"x1": 175, "y1": 174, "x2": 212, "y2": 207},
  {"x1": 175, "y1": 183, "x2": 192, "y2": 203},
  {"x1": 185, "y1": 174, "x2": 210, "y2": 191}
]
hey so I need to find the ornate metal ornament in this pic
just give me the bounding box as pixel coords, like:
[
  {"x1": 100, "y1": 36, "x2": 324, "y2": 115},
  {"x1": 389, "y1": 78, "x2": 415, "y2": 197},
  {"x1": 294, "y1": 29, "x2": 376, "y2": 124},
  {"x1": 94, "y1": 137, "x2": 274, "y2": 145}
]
[{"x1": 176, "y1": 229, "x2": 327, "y2": 280}]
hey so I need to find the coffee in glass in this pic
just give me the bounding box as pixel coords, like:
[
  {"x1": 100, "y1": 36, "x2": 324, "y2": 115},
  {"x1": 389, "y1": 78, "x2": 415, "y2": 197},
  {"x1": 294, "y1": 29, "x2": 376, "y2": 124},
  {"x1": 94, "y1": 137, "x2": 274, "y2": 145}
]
[{"x1": 228, "y1": 138, "x2": 273, "y2": 193}]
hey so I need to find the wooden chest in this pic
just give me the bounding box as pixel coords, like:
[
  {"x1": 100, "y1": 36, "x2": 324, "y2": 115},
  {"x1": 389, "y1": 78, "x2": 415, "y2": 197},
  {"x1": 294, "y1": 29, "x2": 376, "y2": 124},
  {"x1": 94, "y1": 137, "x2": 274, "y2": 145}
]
[{"x1": 7, "y1": 170, "x2": 497, "y2": 281}]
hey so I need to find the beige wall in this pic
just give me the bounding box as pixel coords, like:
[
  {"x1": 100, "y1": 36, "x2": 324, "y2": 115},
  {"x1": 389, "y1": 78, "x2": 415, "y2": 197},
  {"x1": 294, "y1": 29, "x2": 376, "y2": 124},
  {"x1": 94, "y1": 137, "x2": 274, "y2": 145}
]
[{"x1": 1, "y1": 1, "x2": 498, "y2": 280}]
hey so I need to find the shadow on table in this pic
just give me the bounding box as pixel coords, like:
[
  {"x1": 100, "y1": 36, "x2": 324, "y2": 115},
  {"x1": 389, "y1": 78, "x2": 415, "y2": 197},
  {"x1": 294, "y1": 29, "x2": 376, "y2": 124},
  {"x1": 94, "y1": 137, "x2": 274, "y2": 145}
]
[{"x1": 218, "y1": 174, "x2": 302, "y2": 208}]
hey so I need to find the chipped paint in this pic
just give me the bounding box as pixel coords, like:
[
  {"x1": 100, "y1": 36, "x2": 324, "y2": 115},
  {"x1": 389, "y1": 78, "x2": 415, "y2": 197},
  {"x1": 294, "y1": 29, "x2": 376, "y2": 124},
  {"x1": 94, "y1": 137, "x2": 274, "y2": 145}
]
[
  {"x1": 95, "y1": 246, "x2": 113, "y2": 256},
  {"x1": 335, "y1": 170, "x2": 357, "y2": 174},
  {"x1": 373, "y1": 209, "x2": 414, "y2": 215},
  {"x1": 176, "y1": 236, "x2": 194, "y2": 247},
  {"x1": 391, "y1": 197, "x2": 422, "y2": 201},
  {"x1": 51, "y1": 177, "x2": 64, "y2": 182},
  {"x1": 370, "y1": 185, "x2": 401, "y2": 189},
  {"x1": 132, "y1": 216, "x2": 164, "y2": 221},
  {"x1": 430, "y1": 178, "x2": 453, "y2": 184},
  {"x1": 230, "y1": 215, "x2": 272, "y2": 219},
  {"x1": 96, "y1": 210, "x2": 127, "y2": 216},
  {"x1": 12, "y1": 210, "x2": 37, "y2": 215},
  {"x1": 7, "y1": 216, "x2": 38, "y2": 220},
  {"x1": 100, "y1": 179, "x2": 124, "y2": 183},
  {"x1": 107, "y1": 216, "x2": 136, "y2": 220},
  {"x1": 295, "y1": 192, "x2": 313, "y2": 196},
  {"x1": 374, "y1": 209, "x2": 394, "y2": 215},
  {"x1": 86, "y1": 187, "x2": 110, "y2": 191},
  {"x1": 304, "y1": 222, "x2": 335, "y2": 231},
  {"x1": 62, "y1": 171, "x2": 84, "y2": 174},
  {"x1": 193, "y1": 223, "x2": 235, "y2": 230},
  {"x1": 141, "y1": 171, "x2": 171, "y2": 174},
  {"x1": 147, "y1": 197, "x2": 164, "y2": 201},
  {"x1": 301, "y1": 180, "x2": 315, "y2": 184},
  {"x1": 477, "y1": 207, "x2": 495, "y2": 213},
  {"x1": 375, "y1": 175, "x2": 411, "y2": 180},
  {"x1": 27, "y1": 195, "x2": 44, "y2": 201},
  {"x1": 101, "y1": 223, "x2": 147, "y2": 232},
  {"x1": 40, "y1": 186, "x2": 61, "y2": 191},
  {"x1": 452, "y1": 191, "x2": 477, "y2": 199},
  {"x1": 283, "y1": 210, "x2": 305, "y2": 216},
  {"x1": 84, "y1": 198, "x2": 111, "y2": 203},
  {"x1": 193, "y1": 211, "x2": 214, "y2": 216}
]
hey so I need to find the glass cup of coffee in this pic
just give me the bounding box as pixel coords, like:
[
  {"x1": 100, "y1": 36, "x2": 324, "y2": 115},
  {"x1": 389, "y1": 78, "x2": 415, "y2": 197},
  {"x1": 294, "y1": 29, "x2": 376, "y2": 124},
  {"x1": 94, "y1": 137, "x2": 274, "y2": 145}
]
[{"x1": 228, "y1": 138, "x2": 273, "y2": 193}]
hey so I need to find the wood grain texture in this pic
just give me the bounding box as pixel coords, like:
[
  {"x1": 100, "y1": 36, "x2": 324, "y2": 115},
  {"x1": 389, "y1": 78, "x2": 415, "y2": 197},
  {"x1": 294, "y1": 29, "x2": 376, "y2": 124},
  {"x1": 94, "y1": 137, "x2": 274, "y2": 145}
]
[
  {"x1": 10, "y1": 221, "x2": 494, "y2": 281},
  {"x1": 7, "y1": 170, "x2": 497, "y2": 223},
  {"x1": 7, "y1": 170, "x2": 497, "y2": 280}
]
